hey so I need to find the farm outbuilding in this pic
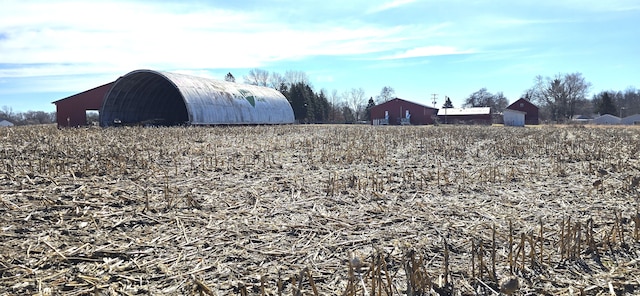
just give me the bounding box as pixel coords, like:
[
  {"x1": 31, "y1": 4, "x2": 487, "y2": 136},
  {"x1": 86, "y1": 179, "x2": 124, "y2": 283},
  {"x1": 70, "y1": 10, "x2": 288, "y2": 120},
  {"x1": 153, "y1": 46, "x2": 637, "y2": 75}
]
[
  {"x1": 370, "y1": 98, "x2": 438, "y2": 125},
  {"x1": 0, "y1": 119, "x2": 14, "y2": 127},
  {"x1": 503, "y1": 109, "x2": 526, "y2": 127},
  {"x1": 505, "y1": 98, "x2": 539, "y2": 125},
  {"x1": 53, "y1": 82, "x2": 114, "y2": 128},
  {"x1": 100, "y1": 70, "x2": 294, "y2": 126},
  {"x1": 53, "y1": 69, "x2": 295, "y2": 127},
  {"x1": 437, "y1": 107, "x2": 491, "y2": 125},
  {"x1": 592, "y1": 114, "x2": 621, "y2": 125},
  {"x1": 622, "y1": 114, "x2": 640, "y2": 125}
]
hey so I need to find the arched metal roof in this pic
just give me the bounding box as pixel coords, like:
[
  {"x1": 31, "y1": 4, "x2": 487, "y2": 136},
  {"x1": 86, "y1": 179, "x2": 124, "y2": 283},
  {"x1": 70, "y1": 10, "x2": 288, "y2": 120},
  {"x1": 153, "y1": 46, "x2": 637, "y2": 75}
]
[{"x1": 100, "y1": 69, "x2": 294, "y2": 126}]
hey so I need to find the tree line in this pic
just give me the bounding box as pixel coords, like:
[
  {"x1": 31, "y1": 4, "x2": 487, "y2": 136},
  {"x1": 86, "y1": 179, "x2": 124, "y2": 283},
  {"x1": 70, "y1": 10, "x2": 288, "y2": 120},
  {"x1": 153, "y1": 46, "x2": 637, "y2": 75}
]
[
  {"x1": 229, "y1": 70, "x2": 378, "y2": 123},
  {"x1": 444, "y1": 72, "x2": 638, "y2": 123},
  {"x1": 3, "y1": 70, "x2": 637, "y2": 126},
  {"x1": 523, "y1": 73, "x2": 639, "y2": 122},
  {"x1": 238, "y1": 69, "x2": 639, "y2": 124},
  {"x1": 0, "y1": 106, "x2": 56, "y2": 126}
]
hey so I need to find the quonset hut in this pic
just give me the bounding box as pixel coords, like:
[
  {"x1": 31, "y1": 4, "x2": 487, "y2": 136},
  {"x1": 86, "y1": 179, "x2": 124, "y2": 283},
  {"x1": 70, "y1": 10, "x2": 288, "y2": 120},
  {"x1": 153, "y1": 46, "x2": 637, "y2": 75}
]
[{"x1": 99, "y1": 69, "x2": 294, "y2": 127}]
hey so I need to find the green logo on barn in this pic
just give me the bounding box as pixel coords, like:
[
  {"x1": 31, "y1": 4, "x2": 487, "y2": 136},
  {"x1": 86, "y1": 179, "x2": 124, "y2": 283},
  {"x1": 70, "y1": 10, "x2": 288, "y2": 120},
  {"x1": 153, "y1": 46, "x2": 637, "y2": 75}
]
[{"x1": 238, "y1": 89, "x2": 255, "y2": 107}]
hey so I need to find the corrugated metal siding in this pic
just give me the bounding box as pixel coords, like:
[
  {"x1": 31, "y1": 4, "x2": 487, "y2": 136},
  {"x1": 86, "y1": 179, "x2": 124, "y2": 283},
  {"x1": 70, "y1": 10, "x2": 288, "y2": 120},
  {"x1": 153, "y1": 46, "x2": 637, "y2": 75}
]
[
  {"x1": 622, "y1": 114, "x2": 640, "y2": 125},
  {"x1": 100, "y1": 70, "x2": 294, "y2": 126},
  {"x1": 437, "y1": 107, "x2": 491, "y2": 116},
  {"x1": 503, "y1": 109, "x2": 525, "y2": 127},
  {"x1": 592, "y1": 114, "x2": 621, "y2": 125}
]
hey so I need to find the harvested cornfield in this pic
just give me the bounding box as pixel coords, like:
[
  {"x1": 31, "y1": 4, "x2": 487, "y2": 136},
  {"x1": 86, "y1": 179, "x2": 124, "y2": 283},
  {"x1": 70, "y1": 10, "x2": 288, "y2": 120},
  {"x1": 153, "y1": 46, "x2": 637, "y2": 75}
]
[{"x1": 1, "y1": 124, "x2": 640, "y2": 295}]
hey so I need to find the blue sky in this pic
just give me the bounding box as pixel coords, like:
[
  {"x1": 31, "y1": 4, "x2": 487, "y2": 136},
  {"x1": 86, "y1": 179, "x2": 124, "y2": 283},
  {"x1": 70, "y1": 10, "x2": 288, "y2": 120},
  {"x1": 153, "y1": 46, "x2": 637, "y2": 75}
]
[{"x1": 1, "y1": 0, "x2": 638, "y2": 112}]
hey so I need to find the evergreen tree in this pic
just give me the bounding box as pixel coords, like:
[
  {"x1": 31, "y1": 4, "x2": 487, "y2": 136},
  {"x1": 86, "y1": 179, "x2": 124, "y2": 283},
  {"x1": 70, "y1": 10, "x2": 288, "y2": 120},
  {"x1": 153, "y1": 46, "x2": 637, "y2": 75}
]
[
  {"x1": 595, "y1": 91, "x2": 617, "y2": 115},
  {"x1": 341, "y1": 105, "x2": 355, "y2": 123},
  {"x1": 224, "y1": 72, "x2": 236, "y2": 82},
  {"x1": 286, "y1": 83, "x2": 307, "y2": 121},
  {"x1": 364, "y1": 97, "x2": 376, "y2": 121},
  {"x1": 443, "y1": 96, "x2": 453, "y2": 108},
  {"x1": 315, "y1": 90, "x2": 331, "y2": 122}
]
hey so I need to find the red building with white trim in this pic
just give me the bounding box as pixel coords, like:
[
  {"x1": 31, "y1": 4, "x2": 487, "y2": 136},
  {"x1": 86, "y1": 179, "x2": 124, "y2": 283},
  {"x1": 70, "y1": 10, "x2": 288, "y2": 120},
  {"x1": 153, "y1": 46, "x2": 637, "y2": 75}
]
[
  {"x1": 370, "y1": 98, "x2": 438, "y2": 125},
  {"x1": 505, "y1": 98, "x2": 539, "y2": 125}
]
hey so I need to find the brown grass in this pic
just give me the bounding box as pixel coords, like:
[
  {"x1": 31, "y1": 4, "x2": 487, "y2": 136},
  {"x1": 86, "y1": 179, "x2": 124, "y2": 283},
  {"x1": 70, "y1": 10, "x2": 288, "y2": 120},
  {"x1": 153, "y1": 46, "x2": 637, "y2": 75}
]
[{"x1": 1, "y1": 124, "x2": 639, "y2": 295}]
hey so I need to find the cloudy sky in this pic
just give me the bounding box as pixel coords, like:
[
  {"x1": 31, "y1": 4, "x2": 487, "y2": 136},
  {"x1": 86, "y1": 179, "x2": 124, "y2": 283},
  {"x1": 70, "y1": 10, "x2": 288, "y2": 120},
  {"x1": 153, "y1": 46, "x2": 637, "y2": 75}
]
[{"x1": 1, "y1": 0, "x2": 638, "y2": 112}]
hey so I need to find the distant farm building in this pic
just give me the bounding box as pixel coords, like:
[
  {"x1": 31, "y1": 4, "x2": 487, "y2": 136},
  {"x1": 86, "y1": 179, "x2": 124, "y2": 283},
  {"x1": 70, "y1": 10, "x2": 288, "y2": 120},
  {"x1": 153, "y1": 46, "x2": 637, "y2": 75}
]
[
  {"x1": 503, "y1": 109, "x2": 526, "y2": 127},
  {"x1": 0, "y1": 119, "x2": 14, "y2": 127},
  {"x1": 505, "y1": 98, "x2": 539, "y2": 125},
  {"x1": 53, "y1": 82, "x2": 114, "y2": 127},
  {"x1": 622, "y1": 114, "x2": 640, "y2": 125},
  {"x1": 53, "y1": 69, "x2": 295, "y2": 128},
  {"x1": 571, "y1": 115, "x2": 593, "y2": 124},
  {"x1": 437, "y1": 107, "x2": 492, "y2": 125},
  {"x1": 370, "y1": 98, "x2": 438, "y2": 125},
  {"x1": 592, "y1": 114, "x2": 621, "y2": 125}
]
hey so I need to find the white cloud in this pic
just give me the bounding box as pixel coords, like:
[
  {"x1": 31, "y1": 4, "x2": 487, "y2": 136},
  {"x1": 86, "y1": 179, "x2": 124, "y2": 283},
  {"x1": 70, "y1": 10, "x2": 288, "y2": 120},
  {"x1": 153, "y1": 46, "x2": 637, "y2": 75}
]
[
  {"x1": 0, "y1": 1, "x2": 441, "y2": 79},
  {"x1": 380, "y1": 46, "x2": 476, "y2": 59},
  {"x1": 367, "y1": 0, "x2": 418, "y2": 13}
]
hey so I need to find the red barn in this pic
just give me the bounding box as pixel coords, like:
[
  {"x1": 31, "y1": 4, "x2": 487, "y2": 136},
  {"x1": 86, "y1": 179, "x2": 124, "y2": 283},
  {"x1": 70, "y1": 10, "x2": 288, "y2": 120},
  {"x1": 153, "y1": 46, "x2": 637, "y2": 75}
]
[
  {"x1": 52, "y1": 82, "x2": 114, "y2": 128},
  {"x1": 437, "y1": 107, "x2": 492, "y2": 125},
  {"x1": 506, "y1": 98, "x2": 539, "y2": 125},
  {"x1": 370, "y1": 98, "x2": 438, "y2": 125}
]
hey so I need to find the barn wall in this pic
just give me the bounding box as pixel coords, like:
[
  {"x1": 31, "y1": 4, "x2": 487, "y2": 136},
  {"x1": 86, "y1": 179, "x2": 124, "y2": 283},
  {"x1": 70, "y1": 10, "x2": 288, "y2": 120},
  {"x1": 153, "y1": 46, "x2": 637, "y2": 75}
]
[
  {"x1": 370, "y1": 98, "x2": 437, "y2": 125},
  {"x1": 53, "y1": 83, "x2": 113, "y2": 128},
  {"x1": 438, "y1": 114, "x2": 492, "y2": 125},
  {"x1": 506, "y1": 98, "x2": 539, "y2": 125},
  {"x1": 503, "y1": 110, "x2": 525, "y2": 127}
]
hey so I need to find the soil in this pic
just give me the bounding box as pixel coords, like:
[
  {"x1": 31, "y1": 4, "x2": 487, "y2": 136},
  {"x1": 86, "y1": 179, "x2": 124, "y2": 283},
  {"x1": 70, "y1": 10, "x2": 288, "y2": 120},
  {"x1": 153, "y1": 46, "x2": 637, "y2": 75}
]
[{"x1": 1, "y1": 124, "x2": 639, "y2": 295}]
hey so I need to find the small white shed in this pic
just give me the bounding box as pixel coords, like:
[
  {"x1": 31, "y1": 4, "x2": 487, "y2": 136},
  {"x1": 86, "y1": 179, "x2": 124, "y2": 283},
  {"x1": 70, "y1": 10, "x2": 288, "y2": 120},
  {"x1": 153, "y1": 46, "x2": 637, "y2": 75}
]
[
  {"x1": 592, "y1": 114, "x2": 621, "y2": 125},
  {"x1": 622, "y1": 114, "x2": 640, "y2": 125},
  {"x1": 503, "y1": 109, "x2": 526, "y2": 127},
  {"x1": 0, "y1": 120, "x2": 14, "y2": 127}
]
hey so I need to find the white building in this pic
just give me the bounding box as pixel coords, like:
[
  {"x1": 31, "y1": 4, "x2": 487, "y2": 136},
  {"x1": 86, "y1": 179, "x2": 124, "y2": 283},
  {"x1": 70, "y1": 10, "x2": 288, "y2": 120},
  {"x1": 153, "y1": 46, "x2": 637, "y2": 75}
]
[
  {"x1": 592, "y1": 114, "x2": 621, "y2": 125},
  {"x1": 503, "y1": 109, "x2": 526, "y2": 127},
  {"x1": 622, "y1": 114, "x2": 640, "y2": 125},
  {"x1": 0, "y1": 120, "x2": 14, "y2": 127}
]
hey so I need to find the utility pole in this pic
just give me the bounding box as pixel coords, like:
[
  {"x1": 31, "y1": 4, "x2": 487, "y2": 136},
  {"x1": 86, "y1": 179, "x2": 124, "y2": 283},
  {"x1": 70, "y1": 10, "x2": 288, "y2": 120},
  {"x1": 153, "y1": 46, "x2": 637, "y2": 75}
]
[
  {"x1": 444, "y1": 96, "x2": 448, "y2": 124},
  {"x1": 431, "y1": 94, "x2": 438, "y2": 108}
]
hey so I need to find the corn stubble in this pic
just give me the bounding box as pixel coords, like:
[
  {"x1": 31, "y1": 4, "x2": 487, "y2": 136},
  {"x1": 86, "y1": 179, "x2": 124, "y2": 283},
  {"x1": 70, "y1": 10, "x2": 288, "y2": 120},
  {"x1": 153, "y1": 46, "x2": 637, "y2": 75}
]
[{"x1": 1, "y1": 124, "x2": 640, "y2": 295}]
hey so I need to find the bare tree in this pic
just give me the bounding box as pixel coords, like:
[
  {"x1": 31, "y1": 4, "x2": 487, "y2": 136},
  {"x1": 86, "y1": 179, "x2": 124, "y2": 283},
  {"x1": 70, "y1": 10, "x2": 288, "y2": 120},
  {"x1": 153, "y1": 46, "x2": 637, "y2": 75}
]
[
  {"x1": 376, "y1": 86, "x2": 395, "y2": 103},
  {"x1": 464, "y1": 88, "x2": 493, "y2": 108},
  {"x1": 464, "y1": 88, "x2": 509, "y2": 113},
  {"x1": 243, "y1": 69, "x2": 270, "y2": 86},
  {"x1": 268, "y1": 72, "x2": 287, "y2": 91},
  {"x1": 327, "y1": 89, "x2": 341, "y2": 123},
  {"x1": 527, "y1": 73, "x2": 591, "y2": 121},
  {"x1": 284, "y1": 70, "x2": 309, "y2": 86},
  {"x1": 344, "y1": 88, "x2": 366, "y2": 122}
]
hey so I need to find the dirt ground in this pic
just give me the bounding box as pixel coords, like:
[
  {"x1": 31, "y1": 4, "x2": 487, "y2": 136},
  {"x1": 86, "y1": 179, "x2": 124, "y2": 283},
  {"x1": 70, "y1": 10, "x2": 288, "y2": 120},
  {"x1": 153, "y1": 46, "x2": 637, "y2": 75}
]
[{"x1": 1, "y1": 124, "x2": 639, "y2": 295}]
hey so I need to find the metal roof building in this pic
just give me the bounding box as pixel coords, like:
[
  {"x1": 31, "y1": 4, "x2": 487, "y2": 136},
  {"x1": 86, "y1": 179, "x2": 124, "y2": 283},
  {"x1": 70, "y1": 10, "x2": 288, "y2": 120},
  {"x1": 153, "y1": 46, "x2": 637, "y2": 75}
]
[
  {"x1": 0, "y1": 119, "x2": 14, "y2": 127},
  {"x1": 53, "y1": 82, "x2": 114, "y2": 127},
  {"x1": 622, "y1": 114, "x2": 640, "y2": 125},
  {"x1": 506, "y1": 98, "x2": 539, "y2": 125},
  {"x1": 437, "y1": 107, "x2": 492, "y2": 125},
  {"x1": 503, "y1": 109, "x2": 526, "y2": 127},
  {"x1": 369, "y1": 98, "x2": 438, "y2": 125},
  {"x1": 53, "y1": 69, "x2": 294, "y2": 127},
  {"x1": 592, "y1": 114, "x2": 621, "y2": 125},
  {"x1": 100, "y1": 70, "x2": 294, "y2": 126}
]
